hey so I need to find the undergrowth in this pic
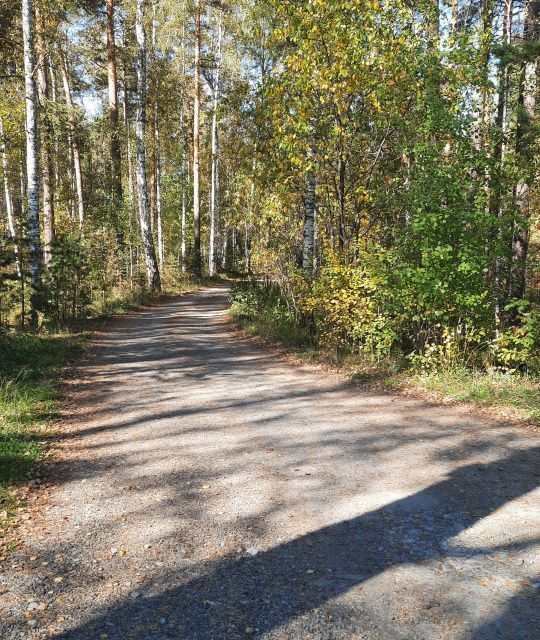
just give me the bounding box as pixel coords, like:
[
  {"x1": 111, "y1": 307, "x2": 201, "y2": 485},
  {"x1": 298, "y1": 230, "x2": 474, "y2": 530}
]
[
  {"x1": 0, "y1": 332, "x2": 85, "y2": 539},
  {"x1": 230, "y1": 281, "x2": 540, "y2": 427},
  {"x1": 0, "y1": 276, "x2": 202, "y2": 541}
]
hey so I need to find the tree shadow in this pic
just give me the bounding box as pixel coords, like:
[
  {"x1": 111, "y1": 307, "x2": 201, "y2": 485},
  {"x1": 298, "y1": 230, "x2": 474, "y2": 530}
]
[
  {"x1": 470, "y1": 586, "x2": 540, "y2": 639},
  {"x1": 53, "y1": 446, "x2": 540, "y2": 639}
]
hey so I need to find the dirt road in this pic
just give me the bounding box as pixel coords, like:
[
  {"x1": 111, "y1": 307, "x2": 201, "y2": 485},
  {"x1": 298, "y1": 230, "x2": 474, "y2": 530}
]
[{"x1": 1, "y1": 285, "x2": 539, "y2": 639}]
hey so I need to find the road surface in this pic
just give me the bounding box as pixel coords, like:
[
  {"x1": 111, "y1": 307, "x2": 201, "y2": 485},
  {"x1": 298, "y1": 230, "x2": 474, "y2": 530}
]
[{"x1": 1, "y1": 284, "x2": 539, "y2": 639}]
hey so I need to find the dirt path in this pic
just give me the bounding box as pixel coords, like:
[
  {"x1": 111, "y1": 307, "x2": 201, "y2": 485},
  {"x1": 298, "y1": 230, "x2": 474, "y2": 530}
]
[{"x1": 1, "y1": 285, "x2": 539, "y2": 639}]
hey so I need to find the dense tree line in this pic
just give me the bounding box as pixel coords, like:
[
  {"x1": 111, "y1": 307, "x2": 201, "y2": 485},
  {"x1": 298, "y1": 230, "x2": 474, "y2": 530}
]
[{"x1": 0, "y1": 0, "x2": 539, "y2": 371}]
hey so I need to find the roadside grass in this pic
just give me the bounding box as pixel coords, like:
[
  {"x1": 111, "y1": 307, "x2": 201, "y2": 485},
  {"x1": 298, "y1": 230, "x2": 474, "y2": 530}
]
[
  {"x1": 230, "y1": 285, "x2": 540, "y2": 428},
  {"x1": 230, "y1": 286, "x2": 312, "y2": 349},
  {"x1": 0, "y1": 332, "x2": 86, "y2": 541},
  {"x1": 395, "y1": 368, "x2": 540, "y2": 426},
  {"x1": 0, "y1": 275, "x2": 208, "y2": 544}
]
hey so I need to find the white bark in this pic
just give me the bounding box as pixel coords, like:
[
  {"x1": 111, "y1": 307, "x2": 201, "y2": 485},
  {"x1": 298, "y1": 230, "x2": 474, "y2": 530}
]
[
  {"x1": 135, "y1": 0, "x2": 161, "y2": 290},
  {"x1": 152, "y1": 2, "x2": 164, "y2": 268},
  {"x1": 208, "y1": 14, "x2": 223, "y2": 276},
  {"x1": 192, "y1": 3, "x2": 202, "y2": 274},
  {"x1": 123, "y1": 60, "x2": 136, "y2": 283},
  {"x1": 22, "y1": 0, "x2": 42, "y2": 300},
  {"x1": 58, "y1": 41, "x2": 85, "y2": 230},
  {"x1": 0, "y1": 117, "x2": 21, "y2": 277},
  {"x1": 245, "y1": 153, "x2": 256, "y2": 273},
  {"x1": 36, "y1": 6, "x2": 55, "y2": 265},
  {"x1": 303, "y1": 163, "x2": 316, "y2": 272}
]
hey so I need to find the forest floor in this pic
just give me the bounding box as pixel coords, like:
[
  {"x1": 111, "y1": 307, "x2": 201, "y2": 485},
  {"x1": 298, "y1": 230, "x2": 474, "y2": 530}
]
[{"x1": 0, "y1": 284, "x2": 539, "y2": 639}]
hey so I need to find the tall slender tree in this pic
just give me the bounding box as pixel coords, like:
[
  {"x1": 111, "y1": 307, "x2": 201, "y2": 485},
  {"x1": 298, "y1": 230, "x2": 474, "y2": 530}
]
[
  {"x1": 22, "y1": 0, "x2": 42, "y2": 323},
  {"x1": 58, "y1": 39, "x2": 85, "y2": 230},
  {"x1": 510, "y1": 0, "x2": 540, "y2": 303},
  {"x1": 35, "y1": 3, "x2": 55, "y2": 265},
  {"x1": 135, "y1": 0, "x2": 161, "y2": 290},
  {"x1": 192, "y1": 0, "x2": 202, "y2": 275},
  {"x1": 106, "y1": 0, "x2": 124, "y2": 241},
  {"x1": 208, "y1": 8, "x2": 223, "y2": 276},
  {"x1": 180, "y1": 22, "x2": 188, "y2": 271},
  {"x1": 151, "y1": 0, "x2": 164, "y2": 267}
]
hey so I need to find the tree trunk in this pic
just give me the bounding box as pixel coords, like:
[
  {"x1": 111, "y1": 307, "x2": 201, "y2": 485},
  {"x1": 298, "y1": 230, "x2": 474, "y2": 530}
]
[
  {"x1": 245, "y1": 154, "x2": 256, "y2": 273},
  {"x1": 152, "y1": 2, "x2": 164, "y2": 268},
  {"x1": 491, "y1": 0, "x2": 513, "y2": 329},
  {"x1": 302, "y1": 167, "x2": 316, "y2": 272},
  {"x1": 122, "y1": 46, "x2": 136, "y2": 284},
  {"x1": 192, "y1": 2, "x2": 202, "y2": 276},
  {"x1": 0, "y1": 117, "x2": 22, "y2": 279},
  {"x1": 180, "y1": 23, "x2": 187, "y2": 272},
  {"x1": 35, "y1": 4, "x2": 55, "y2": 266},
  {"x1": 49, "y1": 61, "x2": 62, "y2": 214},
  {"x1": 58, "y1": 40, "x2": 85, "y2": 231},
  {"x1": 209, "y1": 13, "x2": 222, "y2": 277},
  {"x1": 510, "y1": 0, "x2": 540, "y2": 302},
  {"x1": 106, "y1": 0, "x2": 124, "y2": 243},
  {"x1": 22, "y1": 0, "x2": 42, "y2": 323},
  {"x1": 135, "y1": 0, "x2": 161, "y2": 291}
]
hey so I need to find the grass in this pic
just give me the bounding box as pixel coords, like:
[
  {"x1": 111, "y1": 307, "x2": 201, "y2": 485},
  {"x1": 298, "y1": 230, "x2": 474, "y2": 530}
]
[
  {"x1": 230, "y1": 284, "x2": 312, "y2": 349},
  {"x1": 398, "y1": 367, "x2": 540, "y2": 426},
  {"x1": 0, "y1": 275, "x2": 207, "y2": 543},
  {"x1": 230, "y1": 282, "x2": 540, "y2": 428},
  {"x1": 0, "y1": 331, "x2": 86, "y2": 540}
]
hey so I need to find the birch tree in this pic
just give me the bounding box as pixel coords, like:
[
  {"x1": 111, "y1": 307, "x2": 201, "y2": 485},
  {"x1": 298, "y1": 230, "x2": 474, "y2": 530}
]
[
  {"x1": 192, "y1": 1, "x2": 202, "y2": 275},
  {"x1": 302, "y1": 166, "x2": 316, "y2": 272},
  {"x1": 510, "y1": 0, "x2": 540, "y2": 302},
  {"x1": 151, "y1": 0, "x2": 164, "y2": 267},
  {"x1": 208, "y1": 8, "x2": 223, "y2": 276},
  {"x1": 22, "y1": 0, "x2": 42, "y2": 322},
  {"x1": 135, "y1": 0, "x2": 161, "y2": 291},
  {"x1": 106, "y1": 0, "x2": 124, "y2": 242},
  {"x1": 0, "y1": 116, "x2": 21, "y2": 278},
  {"x1": 35, "y1": 3, "x2": 55, "y2": 265},
  {"x1": 58, "y1": 40, "x2": 85, "y2": 230}
]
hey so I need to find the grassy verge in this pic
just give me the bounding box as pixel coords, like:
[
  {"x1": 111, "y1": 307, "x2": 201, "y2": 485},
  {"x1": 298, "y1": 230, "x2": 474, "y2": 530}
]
[
  {"x1": 230, "y1": 283, "x2": 540, "y2": 428},
  {"x1": 0, "y1": 278, "x2": 206, "y2": 545},
  {"x1": 392, "y1": 368, "x2": 540, "y2": 426},
  {"x1": 0, "y1": 332, "x2": 86, "y2": 544}
]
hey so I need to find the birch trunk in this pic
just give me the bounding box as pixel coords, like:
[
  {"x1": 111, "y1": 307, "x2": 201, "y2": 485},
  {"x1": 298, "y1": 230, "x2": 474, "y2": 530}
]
[
  {"x1": 22, "y1": 0, "x2": 42, "y2": 321},
  {"x1": 180, "y1": 25, "x2": 187, "y2": 272},
  {"x1": 0, "y1": 117, "x2": 22, "y2": 279},
  {"x1": 135, "y1": 0, "x2": 161, "y2": 291},
  {"x1": 491, "y1": 0, "x2": 513, "y2": 329},
  {"x1": 152, "y1": 2, "x2": 164, "y2": 267},
  {"x1": 245, "y1": 153, "x2": 256, "y2": 273},
  {"x1": 510, "y1": 0, "x2": 540, "y2": 302},
  {"x1": 122, "y1": 47, "x2": 136, "y2": 284},
  {"x1": 35, "y1": 5, "x2": 55, "y2": 265},
  {"x1": 106, "y1": 0, "x2": 124, "y2": 241},
  {"x1": 58, "y1": 41, "x2": 85, "y2": 230},
  {"x1": 208, "y1": 14, "x2": 222, "y2": 277},
  {"x1": 302, "y1": 168, "x2": 316, "y2": 272},
  {"x1": 192, "y1": 3, "x2": 202, "y2": 275}
]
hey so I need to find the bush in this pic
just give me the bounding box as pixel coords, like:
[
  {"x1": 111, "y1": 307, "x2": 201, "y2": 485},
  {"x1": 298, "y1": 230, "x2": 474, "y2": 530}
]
[
  {"x1": 296, "y1": 260, "x2": 396, "y2": 359},
  {"x1": 493, "y1": 300, "x2": 540, "y2": 373},
  {"x1": 230, "y1": 281, "x2": 311, "y2": 347}
]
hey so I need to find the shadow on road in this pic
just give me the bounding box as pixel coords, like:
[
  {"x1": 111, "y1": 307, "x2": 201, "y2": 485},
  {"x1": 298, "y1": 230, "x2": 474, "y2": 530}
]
[{"x1": 54, "y1": 445, "x2": 540, "y2": 639}]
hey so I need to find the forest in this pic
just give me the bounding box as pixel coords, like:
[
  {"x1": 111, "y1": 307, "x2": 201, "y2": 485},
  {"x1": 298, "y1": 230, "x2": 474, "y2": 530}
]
[
  {"x1": 1, "y1": 0, "x2": 540, "y2": 421},
  {"x1": 0, "y1": 2, "x2": 539, "y2": 637},
  {"x1": 1, "y1": 0, "x2": 539, "y2": 370}
]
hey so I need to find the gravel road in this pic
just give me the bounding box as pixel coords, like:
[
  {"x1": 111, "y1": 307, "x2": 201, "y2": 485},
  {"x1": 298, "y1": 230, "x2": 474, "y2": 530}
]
[{"x1": 1, "y1": 284, "x2": 539, "y2": 639}]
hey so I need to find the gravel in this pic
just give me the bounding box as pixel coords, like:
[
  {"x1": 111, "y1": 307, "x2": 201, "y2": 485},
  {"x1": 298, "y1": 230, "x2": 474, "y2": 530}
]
[{"x1": 0, "y1": 284, "x2": 539, "y2": 639}]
